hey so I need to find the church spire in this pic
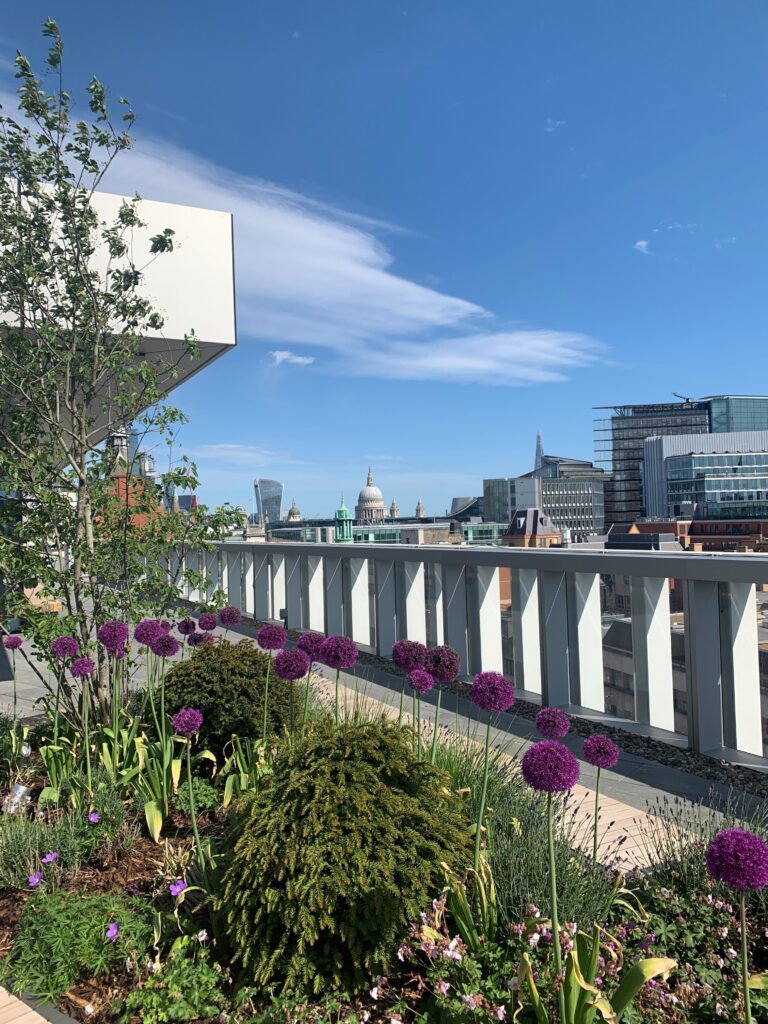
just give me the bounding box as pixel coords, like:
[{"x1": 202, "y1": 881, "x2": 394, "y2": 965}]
[{"x1": 534, "y1": 432, "x2": 544, "y2": 472}]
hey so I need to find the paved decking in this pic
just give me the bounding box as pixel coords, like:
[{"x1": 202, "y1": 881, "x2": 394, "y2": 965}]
[{"x1": 0, "y1": 989, "x2": 48, "y2": 1024}]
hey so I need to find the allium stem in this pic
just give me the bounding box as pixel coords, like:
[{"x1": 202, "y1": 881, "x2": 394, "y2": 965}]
[
  {"x1": 474, "y1": 715, "x2": 492, "y2": 872},
  {"x1": 186, "y1": 740, "x2": 207, "y2": 889},
  {"x1": 302, "y1": 666, "x2": 312, "y2": 734},
  {"x1": 592, "y1": 766, "x2": 601, "y2": 871},
  {"x1": 11, "y1": 651, "x2": 16, "y2": 726},
  {"x1": 334, "y1": 668, "x2": 340, "y2": 726},
  {"x1": 398, "y1": 680, "x2": 405, "y2": 726},
  {"x1": 430, "y1": 686, "x2": 442, "y2": 764},
  {"x1": 740, "y1": 892, "x2": 753, "y2": 1024},
  {"x1": 547, "y1": 792, "x2": 566, "y2": 1024},
  {"x1": 53, "y1": 667, "x2": 62, "y2": 746},
  {"x1": 82, "y1": 678, "x2": 92, "y2": 794},
  {"x1": 416, "y1": 695, "x2": 422, "y2": 759},
  {"x1": 412, "y1": 689, "x2": 417, "y2": 752},
  {"x1": 262, "y1": 659, "x2": 272, "y2": 742}
]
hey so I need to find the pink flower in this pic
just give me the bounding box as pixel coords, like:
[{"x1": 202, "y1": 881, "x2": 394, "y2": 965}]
[
  {"x1": 437, "y1": 981, "x2": 450, "y2": 995},
  {"x1": 496, "y1": 1007, "x2": 507, "y2": 1021}
]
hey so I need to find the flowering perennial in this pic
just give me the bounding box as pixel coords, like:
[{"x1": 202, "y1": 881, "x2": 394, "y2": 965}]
[
  {"x1": 2, "y1": 634, "x2": 22, "y2": 650},
  {"x1": 392, "y1": 639, "x2": 427, "y2": 673},
  {"x1": 319, "y1": 634, "x2": 358, "y2": 670},
  {"x1": 425, "y1": 645, "x2": 461, "y2": 684},
  {"x1": 535, "y1": 706, "x2": 571, "y2": 739},
  {"x1": 274, "y1": 648, "x2": 311, "y2": 681},
  {"x1": 257, "y1": 623, "x2": 288, "y2": 651},
  {"x1": 583, "y1": 733, "x2": 620, "y2": 769},
  {"x1": 134, "y1": 619, "x2": 161, "y2": 645},
  {"x1": 51, "y1": 635, "x2": 79, "y2": 660},
  {"x1": 171, "y1": 707, "x2": 204, "y2": 736},
  {"x1": 408, "y1": 668, "x2": 434, "y2": 694},
  {"x1": 177, "y1": 618, "x2": 196, "y2": 636},
  {"x1": 169, "y1": 879, "x2": 188, "y2": 898},
  {"x1": 70, "y1": 657, "x2": 94, "y2": 679},
  {"x1": 97, "y1": 620, "x2": 129, "y2": 654},
  {"x1": 198, "y1": 612, "x2": 218, "y2": 632},
  {"x1": 219, "y1": 605, "x2": 242, "y2": 627},
  {"x1": 706, "y1": 828, "x2": 768, "y2": 891},
  {"x1": 149, "y1": 632, "x2": 180, "y2": 658},
  {"x1": 471, "y1": 672, "x2": 515, "y2": 713},
  {"x1": 296, "y1": 631, "x2": 325, "y2": 662},
  {"x1": 521, "y1": 740, "x2": 580, "y2": 793}
]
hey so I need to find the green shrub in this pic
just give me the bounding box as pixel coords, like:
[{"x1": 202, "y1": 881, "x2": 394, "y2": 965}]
[
  {"x1": 173, "y1": 775, "x2": 219, "y2": 815},
  {"x1": 120, "y1": 937, "x2": 228, "y2": 1023},
  {"x1": 1, "y1": 889, "x2": 153, "y2": 1000},
  {"x1": 164, "y1": 639, "x2": 296, "y2": 757},
  {"x1": 220, "y1": 717, "x2": 472, "y2": 995}
]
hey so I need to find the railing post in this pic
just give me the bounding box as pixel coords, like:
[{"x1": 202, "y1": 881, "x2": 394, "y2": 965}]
[
  {"x1": 348, "y1": 557, "x2": 370, "y2": 645},
  {"x1": 427, "y1": 562, "x2": 445, "y2": 646},
  {"x1": 441, "y1": 563, "x2": 469, "y2": 676},
  {"x1": 538, "y1": 570, "x2": 570, "y2": 706},
  {"x1": 204, "y1": 551, "x2": 219, "y2": 602},
  {"x1": 285, "y1": 554, "x2": 302, "y2": 628},
  {"x1": 683, "y1": 579, "x2": 723, "y2": 754},
  {"x1": 719, "y1": 581, "x2": 763, "y2": 756},
  {"x1": 306, "y1": 555, "x2": 325, "y2": 633},
  {"x1": 271, "y1": 553, "x2": 286, "y2": 622},
  {"x1": 510, "y1": 568, "x2": 542, "y2": 695},
  {"x1": 630, "y1": 576, "x2": 675, "y2": 731},
  {"x1": 242, "y1": 550, "x2": 255, "y2": 617},
  {"x1": 324, "y1": 556, "x2": 344, "y2": 635},
  {"x1": 467, "y1": 565, "x2": 503, "y2": 675},
  {"x1": 566, "y1": 572, "x2": 604, "y2": 711},
  {"x1": 253, "y1": 551, "x2": 270, "y2": 620},
  {"x1": 400, "y1": 560, "x2": 427, "y2": 644},
  {"x1": 185, "y1": 550, "x2": 201, "y2": 603},
  {"x1": 225, "y1": 550, "x2": 242, "y2": 609},
  {"x1": 375, "y1": 558, "x2": 397, "y2": 657}
]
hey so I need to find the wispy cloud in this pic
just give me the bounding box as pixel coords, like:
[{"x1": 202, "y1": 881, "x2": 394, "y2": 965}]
[
  {"x1": 270, "y1": 350, "x2": 315, "y2": 366},
  {"x1": 192, "y1": 444, "x2": 309, "y2": 467},
  {"x1": 714, "y1": 236, "x2": 737, "y2": 249},
  {"x1": 632, "y1": 239, "x2": 651, "y2": 255},
  {"x1": 545, "y1": 118, "x2": 566, "y2": 133}
]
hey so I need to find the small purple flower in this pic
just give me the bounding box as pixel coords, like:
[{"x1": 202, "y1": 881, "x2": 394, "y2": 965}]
[
  {"x1": 706, "y1": 829, "x2": 768, "y2": 891},
  {"x1": 150, "y1": 632, "x2": 180, "y2": 658},
  {"x1": 536, "y1": 707, "x2": 571, "y2": 739},
  {"x1": 274, "y1": 647, "x2": 311, "y2": 681},
  {"x1": 319, "y1": 635, "x2": 358, "y2": 670},
  {"x1": 257, "y1": 623, "x2": 288, "y2": 651},
  {"x1": 97, "y1": 620, "x2": 129, "y2": 655},
  {"x1": 28, "y1": 871, "x2": 43, "y2": 888},
  {"x1": 134, "y1": 619, "x2": 162, "y2": 645},
  {"x1": 297, "y1": 631, "x2": 325, "y2": 662},
  {"x1": 186, "y1": 632, "x2": 208, "y2": 647},
  {"x1": 392, "y1": 639, "x2": 427, "y2": 674},
  {"x1": 522, "y1": 740, "x2": 580, "y2": 793},
  {"x1": 177, "y1": 618, "x2": 196, "y2": 636},
  {"x1": 198, "y1": 612, "x2": 218, "y2": 632},
  {"x1": 105, "y1": 921, "x2": 120, "y2": 941},
  {"x1": 172, "y1": 707, "x2": 204, "y2": 736},
  {"x1": 169, "y1": 879, "x2": 188, "y2": 898},
  {"x1": 88, "y1": 811, "x2": 101, "y2": 824},
  {"x1": 2, "y1": 634, "x2": 22, "y2": 650},
  {"x1": 583, "y1": 734, "x2": 620, "y2": 770},
  {"x1": 70, "y1": 657, "x2": 95, "y2": 679},
  {"x1": 51, "y1": 635, "x2": 79, "y2": 660},
  {"x1": 471, "y1": 672, "x2": 515, "y2": 713},
  {"x1": 425, "y1": 645, "x2": 461, "y2": 684},
  {"x1": 408, "y1": 668, "x2": 434, "y2": 694},
  {"x1": 41, "y1": 851, "x2": 58, "y2": 864},
  {"x1": 159, "y1": 619, "x2": 173, "y2": 632},
  {"x1": 219, "y1": 605, "x2": 242, "y2": 628}
]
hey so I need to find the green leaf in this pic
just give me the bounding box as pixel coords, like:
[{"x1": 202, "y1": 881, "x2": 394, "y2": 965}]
[
  {"x1": 144, "y1": 799, "x2": 164, "y2": 843},
  {"x1": 610, "y1": 958, "x2": 677, "y2": 1018},
  {"x1": 749, "y1": 973, "x2": 768, "y2": 990}
]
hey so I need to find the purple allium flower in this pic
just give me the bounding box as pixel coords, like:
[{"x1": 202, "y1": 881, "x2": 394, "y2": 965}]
[
  {"x1": 706, "y1": 829, "x2": 768, "y2": 891},
  {"x1": 88, "y1": 811, "x2": 100, "y2": 824},
  {"x1": 41, "y1": 851, "x2": 58, "y2": 864},
  {"x1": 521, "y1": 740, "x2": 580, "y2": 793},
  {"x1": 257, "y1": 623, "x2": 288, "y2": 651},
  {"x1": 425, "y1": 645, "x2": 461, "y2": 684},
  {"x1": 536, "y1": 707, "x2": 571, "y2": 739},
  {"x1": 177, "y1": 618, "x2": 196, "y2": 636},
  {"x1": 198, "y1": 612, "x2": 218, "y2": 632},
  {"x1": 105, "y1": 921, "x2": 120, "y2": 941},
  {"x1": 408, "y1": 668, "x2": 434, "y2": 694},
  {"x1": 172, "y1": 707, "x2": 204, "y2": 736},
  {"x1": 583, "y1": 734, "x2": 620, "y2": 770},
  {"x1": 28, "y1": 871, "x2": 43, "y2": 888},
  {"x1": 297, "y1": 631, "x2": 325, "y2": 662},
  {"x1": 471, "y1": 672, "x2": 515, "y2": 714},
  {"x1": 52, "y1": 635, "x2": 79, "y2": 660},
  {"x1": 274, "y1": 647, "x2": 311, "y2": 681},
  {"x1": 186, "y1": 632, "x2": 207, "y2": 647},
  {"x1": 134, "y1": 619, "x2": 162, "y2": 645},
  {"x1": 97, "y1": 620, "x2": 129, "y2": 654},
  {"x1": 159, "y1": 619, "x2": 173, "y2": 632},
  {"x1": 169, "y1": 879, "x2": 188, "y2": 898},
  {"x1": 319, "y1": 634, "x2": 358, "y2": 670},
  {"x1": 149, "y1": 632, "x2": 180, "y2": 658},
  {"x1": 219, "y1": 605, "x2": 242, "y2": 628},
  {"x1": 70, "y1": 657, "x2": 94, "y2": 679},
  {"x1": 392, "y1": 639, "x2": 427, "y2": 673},
  {"x1": 2, "y1": 634, "x2": 22, "y2": 650}
]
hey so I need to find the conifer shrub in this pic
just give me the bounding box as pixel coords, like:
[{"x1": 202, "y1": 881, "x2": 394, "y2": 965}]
[
  {"x1": 220, "y1": 717, "x2": 472, "y2": 995},
  {"x1": 164, "y1": 638, "x2": 295, "y2": 756}
]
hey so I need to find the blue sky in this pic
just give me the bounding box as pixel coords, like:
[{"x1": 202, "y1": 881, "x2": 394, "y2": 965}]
[{"x1": 2, "y1": 3, "x2": 767, "y2": 517}]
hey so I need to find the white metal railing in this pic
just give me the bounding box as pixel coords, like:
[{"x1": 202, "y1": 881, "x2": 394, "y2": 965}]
[{"x1": 173, "y1": 542, "x2": 768, "y2": 765}]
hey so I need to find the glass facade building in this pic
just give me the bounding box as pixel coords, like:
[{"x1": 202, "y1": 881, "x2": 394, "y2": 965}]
[
  {"x1": 666, "y1": 452, "x2": 768, "y2": 519},
  {"x1": 254, "y1": 478, "x2": 284, "y2": 526}
]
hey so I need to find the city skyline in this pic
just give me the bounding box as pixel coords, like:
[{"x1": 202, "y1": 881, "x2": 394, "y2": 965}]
[{"x1": 2, "y1": 3, "x2": 765, "y2": 513}]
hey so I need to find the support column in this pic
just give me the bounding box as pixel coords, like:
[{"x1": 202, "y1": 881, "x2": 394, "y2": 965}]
[
  {"x1": 242, "y1": 551, "x2": 255, "y2": 617},
  {"x1": 719, "y1": 581, "x2": 763, "y2": 756},
  {"x1": 204, "y1": 551, "x2": 219, "y2": 602},
  {"x1": 271, "y1": 554, "x2": 286, "y2": 622},
  {"x1": 631, "y1": 576, "x2": 675, "y2": 731},
  {"x1": 538, "y1": 569, "x2": 570, "y2": 707},
  {"x1": 226, "y1": 550, "x2": 242, "y2": 609},
  {"x1": 467, "y1": 565, "x2": 503, "y2": 674},
  {"x1": 348, "y1": 557, "x2": 370, "y2": 645},
  {"x1": 185, "y1": 550, "x2": 201, "y2": 603},
  {"x1": 169, "y1": 549, "x2": 184, "y2": 596},
  {"x1": 567, "y1": 572, "x2": 604, "y2": 711},
  {"x1": 375, "y1": 559, "x2": 397, "y2": 657},
  {"x1": 442, "y1": 563, "x2": 469, "y2": 676},
  {"x1": 252, "y1": 552, "x2": 270, "y2": 620},
  {"x1": 400, "y1": 561, "x2": 427, "y2": 645},
  {"x1": 324, "y1": 556, "x2": 344, "y2": 636},
  {"x1": 683, "y1": 579, "x2": 723, "y2": 754},
  {"x1": 510, "y1": 569, "x2": 542, "y2": 695},
  {"x1": 306, "y1": 555, "x2": 325, "y2": 633},
  {"x1": 428, "y1": 562, "x2": 445, "y2": 646},
  {"x1": 285, "y1": 554, "x2": 302, "y2": 628}
]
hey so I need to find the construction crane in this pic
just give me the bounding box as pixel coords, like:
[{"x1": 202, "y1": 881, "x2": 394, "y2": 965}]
[{"x1": 672, "y1": 392, "x2": 697, "y2": 403}]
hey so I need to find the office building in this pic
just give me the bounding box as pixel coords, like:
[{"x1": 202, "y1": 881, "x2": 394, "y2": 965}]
[
  {"x1": 595, "y1": 395, "x2": 768, "y2": 524},
  {"x1": 254, "y1": 479, "x2": 284, "y2": 526}
]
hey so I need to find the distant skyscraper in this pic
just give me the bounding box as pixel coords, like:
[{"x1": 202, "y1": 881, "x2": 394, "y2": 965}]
[
  {"x1": 254, "y1": 479, "x2": 284, "y2": 526},
  {"x1": 534, "y1": 432, "x2": 544, "y2": 472}
]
